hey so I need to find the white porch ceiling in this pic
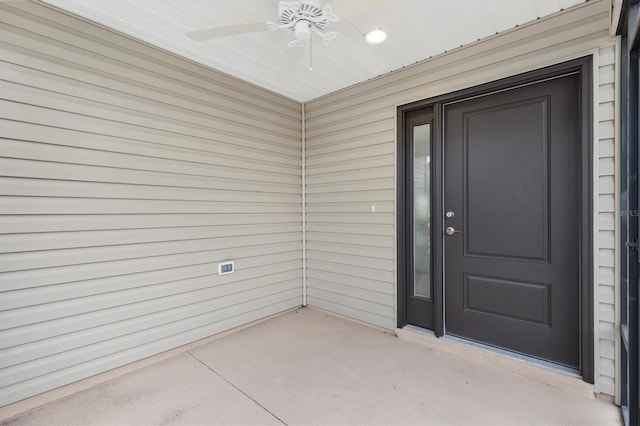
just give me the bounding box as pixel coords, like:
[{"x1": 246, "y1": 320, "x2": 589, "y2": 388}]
[{"x1": 42, "y1": 0, "x2": 587, "y2": 102}]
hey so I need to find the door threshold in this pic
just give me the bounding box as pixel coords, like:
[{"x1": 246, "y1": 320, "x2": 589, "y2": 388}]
[
  {"x1": 396, "y1": 325, "x2": 594, "y2": 399},
  {"x1": 444, "y1": 334, "x2": 580, "y2": 377}
]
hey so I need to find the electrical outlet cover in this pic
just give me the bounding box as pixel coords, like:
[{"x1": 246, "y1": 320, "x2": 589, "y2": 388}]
[{"x1": 218, "y1": 261, "x2": 234, "y2": 275}]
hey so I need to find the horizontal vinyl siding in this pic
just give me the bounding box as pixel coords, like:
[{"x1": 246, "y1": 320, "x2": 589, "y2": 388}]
[
  {"x1": 305, "y1": 0, "x2": 617, "y2": 395},
  {"x1": 305, "y1": 124, "x2": 396, "y2": 329},
  {"x1": 596, "y1": 44, "x2": 617, "y2": 396},
  {"x1": 0, "y1": 1, "x2": 301, "y2": 407}
]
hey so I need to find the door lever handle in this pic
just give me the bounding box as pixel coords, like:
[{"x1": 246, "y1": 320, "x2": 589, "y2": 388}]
[{"x1": 445, "y1": 226, "x2": 462, "y2": 236}]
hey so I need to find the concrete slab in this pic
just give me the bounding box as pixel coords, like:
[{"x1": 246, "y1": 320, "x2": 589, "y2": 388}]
[
  {"x1": 3, "y1": 352, "x2": 281, "y2": 426},
  {"x1": 192, "y1": 308, "x2": 621, "y2": 425},
  {"x1": 396, "y1": 325, "x2": 595, "y2": 398},
  {"x1": 3, "y1": 307, "x2": 622, "y2": 425}
]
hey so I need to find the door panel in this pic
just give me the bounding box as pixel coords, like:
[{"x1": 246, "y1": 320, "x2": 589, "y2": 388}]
[
  {"x1": 464, "y1": 98, "x2": 549, "y2": 262},
  {"x1": 444, "y1": 74, "x2": 580, "y2": 368},
  {"x1": 464, "y1": 274, "x2": 550, "y2": 326}
]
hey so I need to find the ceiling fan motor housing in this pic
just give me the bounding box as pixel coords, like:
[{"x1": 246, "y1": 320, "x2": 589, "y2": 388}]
[{"x1": 279, "y1": 1, "x2": 329, "y2": 31}]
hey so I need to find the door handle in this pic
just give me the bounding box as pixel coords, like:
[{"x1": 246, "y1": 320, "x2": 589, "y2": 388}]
[{"x1": 445, "y1": 226, "x2": 462, "y2": 236}]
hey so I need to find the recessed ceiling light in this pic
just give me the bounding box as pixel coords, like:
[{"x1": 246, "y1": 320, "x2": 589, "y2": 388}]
[{"x1": 365, "y1": 29, "x2": 387, "y2": 44}]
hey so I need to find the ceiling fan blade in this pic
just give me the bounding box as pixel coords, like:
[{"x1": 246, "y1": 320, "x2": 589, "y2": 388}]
[
  {"x1": 277, "y1": 45, "x2": 305, "y2": 84},
  {"x1": 326, "y1": 0, "x2": 401, "y2": 20},
  {"x1": 187, "y1": 22, "x2": 269, "y2": 42}
]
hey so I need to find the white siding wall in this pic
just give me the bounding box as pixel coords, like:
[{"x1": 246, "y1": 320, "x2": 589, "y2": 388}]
[
  {"x1": 305, "y1": 0, "x2": 617, "y2": 395},
  {"x1": 597, "y1": 44, "x2": 617, "y2": 396},
  {"x1": 0, "y1": 1, "x2": 302, "y2": 407}
]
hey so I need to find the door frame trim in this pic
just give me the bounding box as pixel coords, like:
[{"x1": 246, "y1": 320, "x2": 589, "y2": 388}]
[{"x1": 396, "y1": 56, "x2": 594, "y2": 383}]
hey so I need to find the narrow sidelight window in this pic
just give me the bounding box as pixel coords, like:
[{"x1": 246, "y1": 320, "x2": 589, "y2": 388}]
[{"x1": 413, "y1": 123, "x2": 431, "y2": 299}]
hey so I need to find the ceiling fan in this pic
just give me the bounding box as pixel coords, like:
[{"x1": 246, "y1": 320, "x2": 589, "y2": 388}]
[{"x1": 186, "y1": 0, "x2": 397, "y2": 78}]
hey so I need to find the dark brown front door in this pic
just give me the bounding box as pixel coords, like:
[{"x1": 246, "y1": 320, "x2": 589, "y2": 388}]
[{"x1": 443, "y1": 74, "x2": 580, "y2": 368}]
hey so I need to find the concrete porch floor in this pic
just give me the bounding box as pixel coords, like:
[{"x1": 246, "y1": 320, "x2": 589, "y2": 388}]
[{"x1": 2, "y1": 307, "x2": 621, "y2": 425}]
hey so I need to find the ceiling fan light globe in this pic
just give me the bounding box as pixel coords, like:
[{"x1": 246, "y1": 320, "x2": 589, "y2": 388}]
[{"x1": 294, "y1": 20, "x2": 311, "y2": 41}]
